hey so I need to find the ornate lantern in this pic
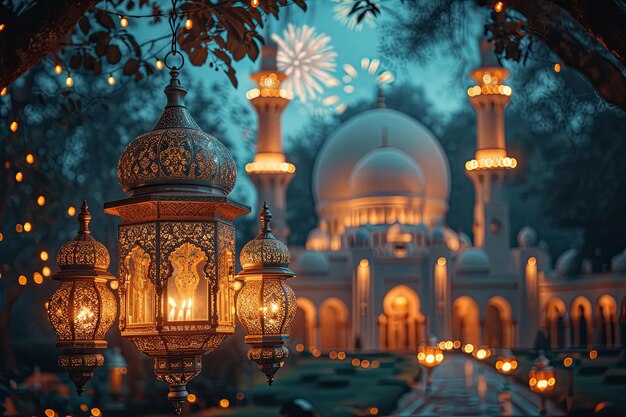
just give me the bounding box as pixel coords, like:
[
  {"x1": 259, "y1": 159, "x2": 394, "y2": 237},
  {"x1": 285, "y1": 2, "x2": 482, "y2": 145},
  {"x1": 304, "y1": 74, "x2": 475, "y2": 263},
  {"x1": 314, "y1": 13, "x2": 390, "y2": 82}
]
[
  {"x1": 528, "y1": 351, "x2": 556, "y2": 415},
  {"x1": 48, "y1": 201, "x2": 117, "y2": 395},
  {"x1": 236, "y1": 203, "x2": 296, "y2": 385},
  {"x1": 495, "y1": 349, "x2": 518, "y2": 376},
  {"x1": 473, "y1": 345, "x2": 492, "y2": 360},
  {"x1": 105, "y1": 69, "x2": 249, "y2": 413},
  {"x1": 417, "y1": 336, "x2": 444, "y2": 394}
]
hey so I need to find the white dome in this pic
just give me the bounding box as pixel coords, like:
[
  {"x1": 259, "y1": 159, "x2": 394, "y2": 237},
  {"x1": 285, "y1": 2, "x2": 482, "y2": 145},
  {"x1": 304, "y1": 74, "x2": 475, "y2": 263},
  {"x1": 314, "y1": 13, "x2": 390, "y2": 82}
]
[
  {"x1": 611, "y1": 249, "x2": 626, "y2": 274},
  {"x1": 456, "y1": 248, "x2": 491, "y2": 275},
  {"x1": 349, "y1": 147, "x2": 424, "y2": 199},
  {"x1": 295, "y1": 251, "x2": 330, "y2": 276},
  {"x1": 555, "y1": 249, "x2": 581, "y2": 277},
  {"x1": 518, "y1": 227, "x2": 538, "y2": 248},
  {"x1": 313, "y1": 108, "x2": 450, "y2": 223}
]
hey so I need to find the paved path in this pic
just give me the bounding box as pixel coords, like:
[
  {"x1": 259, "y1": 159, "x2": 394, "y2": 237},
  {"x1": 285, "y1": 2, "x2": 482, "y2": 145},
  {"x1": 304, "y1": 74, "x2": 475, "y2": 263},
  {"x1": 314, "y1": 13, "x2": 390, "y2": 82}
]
[{"x1": 391, "y1": 353, "x2": 564, "y2": 417}]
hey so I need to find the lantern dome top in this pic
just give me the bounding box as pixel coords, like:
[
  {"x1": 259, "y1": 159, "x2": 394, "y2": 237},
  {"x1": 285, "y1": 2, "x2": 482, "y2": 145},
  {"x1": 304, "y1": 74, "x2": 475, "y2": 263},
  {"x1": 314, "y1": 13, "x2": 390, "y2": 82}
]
[
  {"x1": 117, "y1": 70, "x2": 237, "y2": 196},
  {"x1": 239, "y1": 202, "x2": 294, "y2": 276},
  {"x1": 56, "y1": 201, "x2": 111, "y2": 273}
]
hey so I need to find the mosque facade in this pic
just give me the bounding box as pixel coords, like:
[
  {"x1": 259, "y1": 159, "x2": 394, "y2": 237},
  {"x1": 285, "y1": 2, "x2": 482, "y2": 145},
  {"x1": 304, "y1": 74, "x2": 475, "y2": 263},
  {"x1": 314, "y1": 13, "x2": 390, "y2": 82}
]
[{"x1": 246, "y1": 42, "x2": 626, "y2": 352}]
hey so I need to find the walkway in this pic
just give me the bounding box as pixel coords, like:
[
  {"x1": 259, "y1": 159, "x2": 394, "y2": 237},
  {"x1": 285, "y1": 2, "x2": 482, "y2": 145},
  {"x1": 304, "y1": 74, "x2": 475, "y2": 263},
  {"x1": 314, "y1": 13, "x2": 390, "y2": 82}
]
[{"x1": 391, "y1": 353, "x2": 564, "y2": 417}]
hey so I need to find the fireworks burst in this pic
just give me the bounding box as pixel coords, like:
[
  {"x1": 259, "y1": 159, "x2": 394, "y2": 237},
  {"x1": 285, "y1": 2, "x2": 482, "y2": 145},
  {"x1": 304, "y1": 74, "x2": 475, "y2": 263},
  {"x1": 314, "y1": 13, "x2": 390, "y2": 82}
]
[
  {"x1": 341, "y1": 57, "x2": 394, "y2": 95},
  {"x1": 332, "y1": 0, "x2": 379, "y2": 31},
  {"x1": 273, "y1": 24, "x2": 339, "y2": 103}
]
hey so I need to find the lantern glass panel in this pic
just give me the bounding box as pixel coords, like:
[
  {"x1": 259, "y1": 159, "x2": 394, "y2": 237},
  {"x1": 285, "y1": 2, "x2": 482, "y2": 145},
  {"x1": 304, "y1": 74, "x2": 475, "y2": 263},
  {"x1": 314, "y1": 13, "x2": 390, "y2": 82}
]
[
  {"x1": 125, "y1": 246, "x2": 155, "y2": 325},
  {"x1": 166, "y1": 242, "x2": 209, "y2": 322}
]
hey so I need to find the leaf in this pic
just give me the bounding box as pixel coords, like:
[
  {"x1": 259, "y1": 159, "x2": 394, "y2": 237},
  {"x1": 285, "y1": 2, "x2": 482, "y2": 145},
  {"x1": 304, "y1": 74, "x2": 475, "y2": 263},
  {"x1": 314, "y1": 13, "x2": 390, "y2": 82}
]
[
  {"x1": 123, "y1": 59, "x2": 140, "y2": 75},
  {"x1": 79, "y1": 16, "x2": 91, "y2": 35},
  {"x1": 95, "y1": 10, "x2": 115, "y2": 30},
  {"x1": 225, "y1": 65, "x2": 238, "y2": 88},
  {"x1": 69, "y1": 54, "x2": 82, "y2": 70},
  {"x1": 107, "y1": 44, "x2": 122, "y2": 64},
  {"x1": 188, "y1": 45, "x2": 209, "y2": 66}
]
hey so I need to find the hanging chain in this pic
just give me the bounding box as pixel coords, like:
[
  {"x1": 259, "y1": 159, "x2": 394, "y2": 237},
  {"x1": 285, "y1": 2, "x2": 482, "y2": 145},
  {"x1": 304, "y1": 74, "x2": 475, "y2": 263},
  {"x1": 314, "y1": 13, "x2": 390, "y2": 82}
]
[{"x1": 164, "y1": 0, "x2": 184, "y2": 70}]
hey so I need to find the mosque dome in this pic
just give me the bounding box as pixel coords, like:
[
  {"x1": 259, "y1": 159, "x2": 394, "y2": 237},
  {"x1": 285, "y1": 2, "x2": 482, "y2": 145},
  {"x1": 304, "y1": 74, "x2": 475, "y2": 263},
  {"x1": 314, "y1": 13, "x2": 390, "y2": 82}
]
[
  {"x1": 295, "y1": 251, "x2": 330, "y2": 276},
  {"x1": 456, "y1": 248, "x2": 491, "y2": 275},
  {"x1": 458, "y1": 232, "x2": 472, "y2": 250},
  {"x1": 611, "y1": 249, "x2": 626, "y2": 274},
  {"x1": 555, "y1": 249, "x2": 582, "y2": 277},
  {"x1": 117, "y1": 71, "x2": 236, "y2": 196},
  {"x1": 518, "y1": 227, "x2": 538, "y2": 248},
  {"x1": 348, "y1": 147, "x2": 424, "y2": 199},
  {"x1": 306, "y1": 227, "x2": 330, "y2": 251},
  {"x1": 313, "y1": 107, "x2": 450, "y2": 224},
  {"x1": 387, "y1": 222, "x2": 413, "y2": 244}
]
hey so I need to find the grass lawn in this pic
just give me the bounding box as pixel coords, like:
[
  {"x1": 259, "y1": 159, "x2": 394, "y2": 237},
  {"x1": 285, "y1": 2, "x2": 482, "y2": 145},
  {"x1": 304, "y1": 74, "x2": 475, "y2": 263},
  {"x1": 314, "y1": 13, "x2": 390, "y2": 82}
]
[{"x1": 192, "y1": 352, "x2": 421, "y2": 417}]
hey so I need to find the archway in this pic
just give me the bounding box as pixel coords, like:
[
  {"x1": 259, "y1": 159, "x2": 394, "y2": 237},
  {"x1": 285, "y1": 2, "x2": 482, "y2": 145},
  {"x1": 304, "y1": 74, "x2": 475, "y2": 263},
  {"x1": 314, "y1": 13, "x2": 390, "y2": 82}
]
[
  {"x1": 291, "y1": 298, "x2": 317, "y2": 349},
  {"x1": 382, "y1": 285, "x2": 423, "y2": 350},
  {"x1": 452, "y1": 296, "x2": 481, "y2": 346},
  {"x1": 596, "y1": 295, "x2": 618, "y2": 347},
  {"x1": 570, "y1": 296, "x2": 593, "y2": 347},
  {"x1": 543, "y1": 298, "x2": 567, "y2": 349},
  {"x1": 319, "y1": 298, "x2": 349, "y2": 350},
  {"x1": 484, "y1": 296, "x2": 513, "y2": 348}
]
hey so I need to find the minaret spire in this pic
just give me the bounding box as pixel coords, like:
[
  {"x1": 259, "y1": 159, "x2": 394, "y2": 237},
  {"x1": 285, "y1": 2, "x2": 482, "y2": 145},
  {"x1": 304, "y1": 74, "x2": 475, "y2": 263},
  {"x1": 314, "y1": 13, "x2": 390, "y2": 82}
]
[{"x1": 376, "y1": 84, "x2": 386, "y2": 109}]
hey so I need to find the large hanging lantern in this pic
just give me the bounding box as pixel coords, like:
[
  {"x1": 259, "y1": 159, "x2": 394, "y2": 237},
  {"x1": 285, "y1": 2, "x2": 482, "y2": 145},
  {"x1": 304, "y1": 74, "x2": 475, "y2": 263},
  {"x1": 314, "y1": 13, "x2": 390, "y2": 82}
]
[
  {"x1": 105, "y1": 69, "x2": 249, "y2": 413},
  {"x1": 48, "y1": 201, "x2": 117, "y2": 395},
  {"x1": 236, "y1": 202, "x2": 296, "y2": 385}
]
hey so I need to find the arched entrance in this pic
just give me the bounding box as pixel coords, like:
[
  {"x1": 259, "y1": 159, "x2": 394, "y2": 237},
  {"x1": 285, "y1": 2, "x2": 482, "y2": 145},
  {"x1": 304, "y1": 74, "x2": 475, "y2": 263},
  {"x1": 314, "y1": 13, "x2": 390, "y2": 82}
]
[
  {"x1": 543, "y1": 298, "x2": 567, "y2": 349},
  {"x1": 381, "y1": 285, "x2": 423, "y2": 350},
  {"x1": 291, "y1": 297, "x2": 317, "y2": 349},
  {"x1": 570, "y1": 296, "x2": 593, "y2": 347},
  {"x1": 484, "y1": 296, "x2": 513, "y2": 348},
  {"x1": 452, "y1": 296, "x2": 480, "y2": 345},
  {"x1": 596, "y1": 295, "x2": 618, "y2": 347},
  {"x1": 319, "y1": 298, "x2": 349, "y2": 350}
]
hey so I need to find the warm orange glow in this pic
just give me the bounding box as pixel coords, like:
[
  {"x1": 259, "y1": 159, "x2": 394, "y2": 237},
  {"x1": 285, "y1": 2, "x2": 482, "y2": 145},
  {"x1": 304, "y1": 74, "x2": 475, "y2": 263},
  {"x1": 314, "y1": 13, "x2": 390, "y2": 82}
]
[
  {"x1": 554, "y1": 63, "x2": 561, "y2": 73},
  {"x1": 371, "y1": 360, "x2": 380, "y2": 368},
  {"x1": 91, "y1": 408, "x2": 101, "y2": 417},
  {"x1": 245, "y1": 160, "x2": 296, "y2": 174},
  {"x1": 338, "y1": 351, "x2": 346, "y2": 360},
  {"x1": 67, "y1": 206, "x2": 76, "y2": 216},
  {"x1": 467, "y1": 84, "x2": 511, "y2": 97},
  {"x1": 0, "y1": 24, "x2": 4, "y2": 31},
  {"x1": 352, "y1": 358, "x2": 361, "y2": 367},
  {"x1": 329, "y1": 351, "x2": 338, "y2": 360},
  {"x1": 494, "y1": 1, "x2": 503, "y2": 12},
  {"x1": 1, "y1": 87, "x2": 7, "y2": 96},
  {"x1": 40, "y1": 250, "x2": 49, "y2": 261},
  {"x1": 445, "y1": 341, "x2": 453, "y2": 350},
  {"x1": 464, "y1": 344, "x2": 474, "y2": 354},
  {"x1": 33, "y1": 272, "x2": 43, "y2": 284},
  {"x1": 10, "y1": 121, "x2": 18, "y2": 132},
  {"x1": 465, "y1": 156, "x2": 517, "y2": 171},
  {"x1": 120, "y1": 17, "x2": 129, "y2": 27},
  {"x1": 418, "y1": 344, "x2": 444, "y2": 368},
  {"x1": 311, "y1": 348, "x2": 321, "y2": 358},
  {"x1": 437, "y1": 257, "x2": 447, "y2": 266},
  {"x1": 369, "y1": 407, "x2": 379, "y2": 415},
  {"x1": 563, "y1": 357, "x2": 573, "y2": 367},
  {"x1": 55, "y1": 64, "x2": 63, "y2": 75},
  {"x1": 438, "y1": 341, "x2": 445, "y2": 349},
  {"x1": 156, "y1": 60, "x2": 164, "y2": 70},
  {"x1": 23, "y1": 222, "x2": 32, "y2": 232},
  {"x1": 474, "y1": 348, "x2": 488, "y2": 360},
  {"x1": 453, "y1": 340, "x2": 461, "y2": 349},
  {"x1": 80, "y1": 404, "x2": 89, "y2": 412},
  {"x1": 26, "y1": 154, "x2": 35, "y2": 164},
  {"x1": 589, "y1": 350, "x2": 598, "y2": 360},
  {"x1": 110, "y1": 280, "x2": 119, "y2": 290},
  {"x1": 295, "y1": 343, "x2": 304, "y2": 352},
  {"x1": 42, "y1": 266, "x2": 52, "y2": 277},
  {"x1": 0, "y1": 232, "x2": 3, "y2": 242},
  {"x1": 360, "y1": 259, "x2": 369, "y2": 268},
  {"x1": 187, "y1": 393, "x2": 197, "y2": 403},
  {"x1": 361, "y1": 359, "x2": 371, "y2": 368},
  {"x1": 15, "y1": 224, "x2": 23, "y2": 233},
  {"x1": 66, "y1": 75, "x2": 74, "y2": 87},
  {"x1": 528, "y1": 257, "x2": 537, "y2": 266},
  {"x1": 251, "y1": 0, "x2": 260, "y2": 6},
  {"x1": 18, "y1": 275, "x2": 27, "y2": 285},
  {"x1": 37, "y1": 195, "x2": 46, "y2": 206},
  {"x1": 185, "y1": 19, "x2": 193, "y2": 30},
  {"x1": 236, "y1": 392, "x2": 245, "y2": 401},
  {"x1": 15, "y1": 172, "x2": 23, "y2": 182},
  {"x1": 44, "y1": 409, "x2": 55, "y2": 417},
  {"x1": 108, "y1": 75, "x2": 116, "y2": 86},
  {"x1": 219, "y1": 399, "x2": 229, "y2": 408}
]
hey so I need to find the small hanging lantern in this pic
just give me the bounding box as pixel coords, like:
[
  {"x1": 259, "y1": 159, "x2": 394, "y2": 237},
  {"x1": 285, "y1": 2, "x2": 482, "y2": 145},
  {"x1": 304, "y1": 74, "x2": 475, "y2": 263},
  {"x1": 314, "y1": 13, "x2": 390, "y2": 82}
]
[
  {"x1": 47, "y1": 201, "x2": 118, "y2": 395},
  {"x1": 236, "y1": 202, "x2": 297, "y2": 385}
]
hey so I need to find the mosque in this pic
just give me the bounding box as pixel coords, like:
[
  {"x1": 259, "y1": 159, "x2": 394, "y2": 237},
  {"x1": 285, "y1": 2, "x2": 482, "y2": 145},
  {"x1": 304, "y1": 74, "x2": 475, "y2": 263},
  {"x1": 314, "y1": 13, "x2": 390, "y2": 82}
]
[{"x1": 245, "y1": 40, "x2": 626, "y2": 352}]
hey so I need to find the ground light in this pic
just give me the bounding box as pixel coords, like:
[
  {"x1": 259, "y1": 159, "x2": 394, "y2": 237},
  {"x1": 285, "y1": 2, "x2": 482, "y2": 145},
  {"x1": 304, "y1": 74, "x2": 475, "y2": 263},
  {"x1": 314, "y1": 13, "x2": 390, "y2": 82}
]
[
  {"x1": 417, "y1": 335, "x2": 444, "y2": 394},
  {"x1": 495, "y1": 349, "x2": 518, "y2": 417},
  {"x1": 528, "y1": 351, "x2": 556, "y2": 416}
]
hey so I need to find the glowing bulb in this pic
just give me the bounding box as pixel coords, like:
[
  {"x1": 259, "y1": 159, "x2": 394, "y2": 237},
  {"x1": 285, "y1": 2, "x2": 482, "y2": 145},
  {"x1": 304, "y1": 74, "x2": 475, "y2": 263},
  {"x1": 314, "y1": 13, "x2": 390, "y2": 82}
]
[
  {"x1": 437, "y1": 257, "x2": 446, "y2": 266},
  {"x1": 185, "y1": 18, "x2": 193, "y2": 29},
  {"x1": 40, "y1": 251, "x2": 49, "y2": 261},
  {"x1": 67, "y1": 206, "x2": 76, "y2": 216},
  {"x1": 10, "y1": 121, "x2": 18, "y2": 132},
  {"x1": 219, "y1": 399, "x2": 229, "y2": 408},
  {"x1": 554, "y1": 63, "x2": 561, "y2": 73},
  {"x1": 494, "y1": 1, "x2": 503, "y2": 12},
  {"x1": 0, "y1": 24, "x2": 4, "y2": 31},
  {"x1": 156, "y1": 60, "x2": 164, "y2": 70},
  {"x1": 18, "y1": 275, "x2": 27, "y2": 285},
  {"x1": 120, "y1": 17, "x2": 128, "y2": 27},
  {"x1": 108, "y1": 75, "x2": 116, "y2": 86},
  {"x1": 65, "y1": 75, "x2": 74, "y2": 87},
  {"x1": 359, "y1": 259, "x2": 369, "y2": 268},
  {"x1": 55, "y1": 64, "x2": 62, "y2": 75},
  {"x1": 528, "y1": 257, "x2": 537, "y2": 266},
  {"x1": 502, "y1": 362, "x2": 512, "y2": 372},
  {"x1": 15, "y1": 224, "x2": 23, "y2": 233},
  {"x1": 251, "y1": 0, "x2": 259, "y2": 7},
  {"x1": 110, "y1": 280, "x2": 119, "y2": 290},
  {"x1": 188, "y1": 394, "x2": 197, "y2": 403},
  {"x1": 1, "y1": 87, "x2": 7, "y2": 96},
  {"x1": 15, "y1": 172, "x2": 23, "y2": 182},
  {"x1": 42, "y1": 266, "x2": 51, "y2": 277},
  {"x1": 564, "y1": 357, "x2": 573, "y2": 367},
  {"x1": 25, "y1": 154, "x2": 35, "y2": 164},
  {"x1": 23, "y1": 222, "x2": 32, "y2": 232},
  {"x1": 37, "y1": 195, "x2": 46, "y2": 206},
  {"x1": 33, "y1": 272, "x2": 43, "y2": 284}
]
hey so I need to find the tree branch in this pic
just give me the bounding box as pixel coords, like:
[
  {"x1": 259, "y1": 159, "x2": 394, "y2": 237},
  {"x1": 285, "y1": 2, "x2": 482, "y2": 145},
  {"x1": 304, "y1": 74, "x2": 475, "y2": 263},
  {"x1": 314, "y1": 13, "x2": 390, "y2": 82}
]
[{"x1": 0, "y1": 0, "x2": 98, "y2": 88}]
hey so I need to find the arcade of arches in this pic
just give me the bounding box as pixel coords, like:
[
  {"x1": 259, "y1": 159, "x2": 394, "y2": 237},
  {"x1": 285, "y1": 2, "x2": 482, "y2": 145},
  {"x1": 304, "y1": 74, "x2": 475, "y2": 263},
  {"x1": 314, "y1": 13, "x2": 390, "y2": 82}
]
[{"x1": 289, "y1": 293, "x2": 626, "y2": 351}]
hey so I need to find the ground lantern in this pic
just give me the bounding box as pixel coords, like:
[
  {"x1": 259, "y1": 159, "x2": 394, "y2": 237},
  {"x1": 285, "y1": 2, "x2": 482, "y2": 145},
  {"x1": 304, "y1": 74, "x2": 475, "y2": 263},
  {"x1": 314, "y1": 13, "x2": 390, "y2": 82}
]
[
  {"x1": 417, "y1": 335, "x2": 444, "y2": 394},
  {"x1": 528, "y1": 351, "x2": 556, "y2": 415}
]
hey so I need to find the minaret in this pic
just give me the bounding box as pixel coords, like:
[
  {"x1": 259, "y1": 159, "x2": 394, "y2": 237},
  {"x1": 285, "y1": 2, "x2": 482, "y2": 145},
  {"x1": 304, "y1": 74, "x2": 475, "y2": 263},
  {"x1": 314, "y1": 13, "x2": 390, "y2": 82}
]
[
  {"x1": 245, "y1": 39, "x2": 295, "y2": 242},
  {"x1": 465, "y1": 40, "x2": 516, "y2": 275}
]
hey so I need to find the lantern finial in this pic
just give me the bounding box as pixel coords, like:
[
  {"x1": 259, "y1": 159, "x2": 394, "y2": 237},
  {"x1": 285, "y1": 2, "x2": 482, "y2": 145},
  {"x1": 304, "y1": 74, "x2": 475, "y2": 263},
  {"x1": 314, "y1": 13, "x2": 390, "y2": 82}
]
[
  {"x1": 78, "y1": 200, "x2": 91, "y2": 235},
  {"x1": 260, "y1": 201, "x2": 272, "y2": 236}
]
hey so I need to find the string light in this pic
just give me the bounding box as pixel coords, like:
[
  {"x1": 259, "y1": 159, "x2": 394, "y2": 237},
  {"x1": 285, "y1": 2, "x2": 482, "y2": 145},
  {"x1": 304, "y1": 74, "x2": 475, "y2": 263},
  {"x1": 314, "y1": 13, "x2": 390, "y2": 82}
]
[
  {"x1": 67, "y1": 206, "x2": 76, "y2": 216},
  {"x1": 33, "y1": 272, "x2": 43, "y2": 284},
  {"x1": 37, "y1": 195, "x2": 46, "y2": 206},
  {"x1": 40, "y1": 251, "x2": 49, "y2": 261},
  {"x1": 23, "y1": 222, "x2": 32, "y2": 232},
  {"x1": 15, "y1": 224, "x2": 23, "y2": 233},
  {"x1": 25, "y1": 154, "x2": 35, "y2": 164},
  {"x1": 108, "y1": 75, "x2": 116, "y2": 86},
  {"x1": 66, "y1": 74, "x2": 74, "y2": 87},
  {"x1": 494, "y1": 1, "x2": 504, "y2": 12},
  {"x1": 15, "y1": 172, "x2": 23, "y2": 182},
  {"x1": 554, "y1": 63, "x2": 561, "y2": 73},
  {"x1": 10, "y1": 121, "x2": 18, "y2": 132},
  {"x1": 185, "y1": 18, "x2": 193, "y2": 29},
  {"x1": 42, "y1": 266, "x2": 52, "y2": 277},
  {"x1": 18, "y1": 275, "x2": 27, "y2": 286},
  {"x1": 55, "y1": 64, "x2": 63, "y2": 75},
  {"x1": 251, "y1": 0, "x2": 260, "y2": 7},
  {"x1": 1, "y1": 87, "x2": 6, "y2": 96},
  {"x1": 120, "y1": 16, "x2": 129, "y2": 27},
  {"x1": 0, "y1": 23, "x2": 4, "y2": 31},
  {"x1": 156, "y1": 60, "x2": 164, "y2": 70}
]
